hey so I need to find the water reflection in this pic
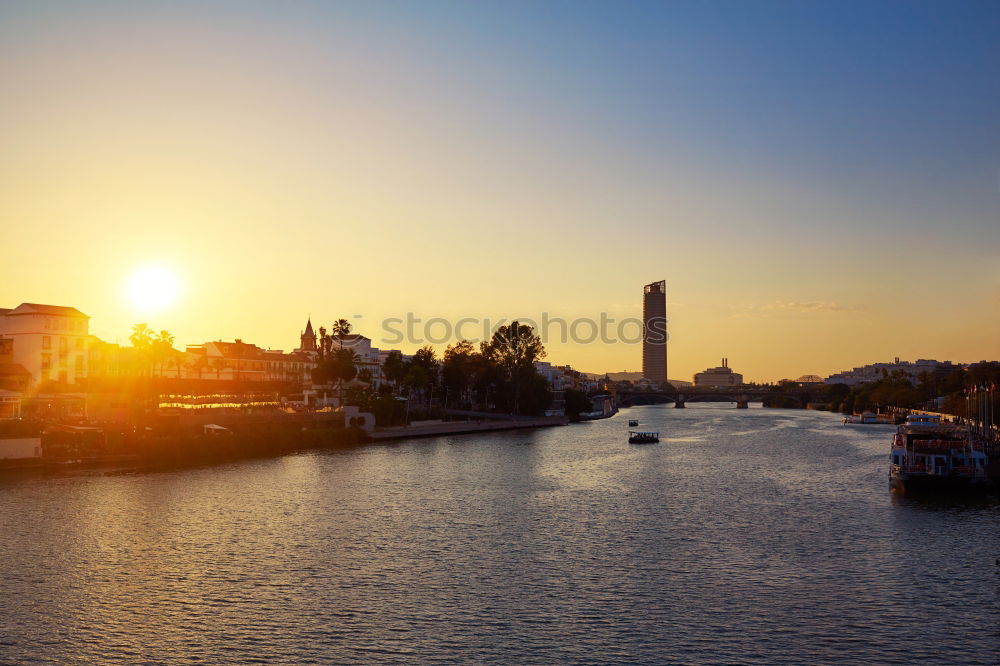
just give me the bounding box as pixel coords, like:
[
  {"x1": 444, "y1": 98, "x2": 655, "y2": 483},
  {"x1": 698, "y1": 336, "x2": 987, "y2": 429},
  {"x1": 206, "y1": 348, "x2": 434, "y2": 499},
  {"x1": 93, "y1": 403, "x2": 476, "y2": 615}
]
[
  {"x1": 0, "y1": 405, "x2": 996, "y2": 664},
  {"x1": 891, "y1": 491, "x2": 999, "y2": 512}
]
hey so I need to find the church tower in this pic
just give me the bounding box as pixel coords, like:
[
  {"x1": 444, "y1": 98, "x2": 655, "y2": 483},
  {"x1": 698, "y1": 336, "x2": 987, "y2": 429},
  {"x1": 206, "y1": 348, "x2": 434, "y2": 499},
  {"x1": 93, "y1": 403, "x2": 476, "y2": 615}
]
[{"x1": 300, "y1": 317, "x2": 317, "y2": 352}]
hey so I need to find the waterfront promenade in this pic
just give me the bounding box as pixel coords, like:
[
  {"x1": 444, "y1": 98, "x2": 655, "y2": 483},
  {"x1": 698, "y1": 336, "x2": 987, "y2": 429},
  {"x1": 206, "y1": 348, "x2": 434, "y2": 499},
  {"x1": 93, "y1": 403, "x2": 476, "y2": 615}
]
[{"x1": 371, "y1": 415, "x2": 568, "y2": 441}]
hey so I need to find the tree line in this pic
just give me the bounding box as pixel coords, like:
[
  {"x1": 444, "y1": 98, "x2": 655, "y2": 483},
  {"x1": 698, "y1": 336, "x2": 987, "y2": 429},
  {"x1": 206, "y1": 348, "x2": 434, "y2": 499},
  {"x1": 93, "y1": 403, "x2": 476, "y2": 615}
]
[
  {"x1": 310, "y1": 319, "x2": 555, "y2": 424},
  {"x1": 761, "y1": 362, "x2": 1000, "y2": 417}
]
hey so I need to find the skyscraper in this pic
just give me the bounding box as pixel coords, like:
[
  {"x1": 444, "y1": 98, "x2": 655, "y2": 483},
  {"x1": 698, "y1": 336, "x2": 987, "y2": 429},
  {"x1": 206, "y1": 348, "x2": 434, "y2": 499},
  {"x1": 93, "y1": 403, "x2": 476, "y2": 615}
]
[{"x1": 642, "y1": 280, "x2": 668, "y2": 383}]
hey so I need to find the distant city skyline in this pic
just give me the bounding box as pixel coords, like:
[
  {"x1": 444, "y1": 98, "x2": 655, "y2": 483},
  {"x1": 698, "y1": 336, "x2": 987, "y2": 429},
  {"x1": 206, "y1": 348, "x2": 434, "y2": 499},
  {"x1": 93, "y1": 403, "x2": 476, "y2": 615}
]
[{"x1": 2, "y1": 2, "x2": 998, "y2": 381}]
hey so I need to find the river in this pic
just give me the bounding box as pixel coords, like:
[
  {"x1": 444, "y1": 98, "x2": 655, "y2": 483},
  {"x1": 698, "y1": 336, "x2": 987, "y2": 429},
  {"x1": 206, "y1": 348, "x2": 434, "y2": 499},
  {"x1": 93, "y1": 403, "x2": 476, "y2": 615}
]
[{"x1": 1, "y1": 405, "x2": 997, "y2": 664}]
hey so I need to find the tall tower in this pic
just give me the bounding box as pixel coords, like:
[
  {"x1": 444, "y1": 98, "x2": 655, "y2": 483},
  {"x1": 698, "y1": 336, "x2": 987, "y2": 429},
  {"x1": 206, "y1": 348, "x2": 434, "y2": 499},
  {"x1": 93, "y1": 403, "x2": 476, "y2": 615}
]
[
  {"x1": 642, "y1": 280, "x2": 668, "y2": 383},
  {"x1": 300, "y1": 317, "x2": 317, "y2": 352}
]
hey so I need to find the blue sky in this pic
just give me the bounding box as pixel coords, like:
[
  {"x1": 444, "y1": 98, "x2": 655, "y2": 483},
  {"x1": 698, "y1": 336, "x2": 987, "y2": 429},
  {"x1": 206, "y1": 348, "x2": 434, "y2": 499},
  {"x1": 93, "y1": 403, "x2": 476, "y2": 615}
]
[{"x1": 2, "y1": 1, "x2": 997, "y2": 378}]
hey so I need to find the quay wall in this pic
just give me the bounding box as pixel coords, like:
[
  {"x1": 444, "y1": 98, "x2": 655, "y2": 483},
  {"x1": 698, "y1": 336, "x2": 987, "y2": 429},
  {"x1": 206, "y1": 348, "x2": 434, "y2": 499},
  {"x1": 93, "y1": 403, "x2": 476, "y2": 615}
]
[{"x1": 372, "y1": 416, "x2": 568, "y2": 441}]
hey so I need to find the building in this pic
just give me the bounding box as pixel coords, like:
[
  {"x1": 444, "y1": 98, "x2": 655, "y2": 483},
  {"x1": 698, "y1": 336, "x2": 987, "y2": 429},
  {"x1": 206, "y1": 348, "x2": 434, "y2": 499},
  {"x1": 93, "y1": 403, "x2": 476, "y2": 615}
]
[
  {"x1": 824, "y1": 358, "x2": 957, "y2": 386},
  {"x1": 295, "y1": 318, "x2": 395, "y2": 390},
  {"x1": 694, "y1": 358, "x2": 744, "y2": 387},
  {"x1": 642, "y1": 280, "x2": 668, "y2": 383},
  {"x1": 0, "y1": 337, "x2": 31, "y2": 394},
  {"x1": 86, "y1": 338, "x2": 145, "y2": 380},
  {"x1": 183, "y1": 340, "x2": 314, "y2": 383},
  {"x1": 331, "y1": 334, "x2": 386, "y2": 388},
  {"x1": 0, "y1": 303, "x2": 90, "y2": 386},
  {"x1": 296, "y1": 318, "x2": 317, "y2": 354},
  {"x1": 535, "y1": 361, "x2": 590, "y2": 392}
]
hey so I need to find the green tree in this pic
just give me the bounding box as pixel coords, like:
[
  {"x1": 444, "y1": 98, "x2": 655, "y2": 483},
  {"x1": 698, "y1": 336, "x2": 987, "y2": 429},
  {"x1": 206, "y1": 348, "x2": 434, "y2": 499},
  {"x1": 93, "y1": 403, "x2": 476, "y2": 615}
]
[
  {"x1": 331, "y1": 319, "x2": 352, "y2": 350},
  {"x1": 443, "y1": 340, "x2": 479, "y2": 408},
  {"x1": 382, "y1": 350, "x2": 407, "y2": 389},
  {"x1": 563, "y1": 388, "x2": 593, "y2": 420},
  {"x1": 153, "y1": 330, "x2": 175, "y2": 377},
  {"x1": 481, "y1": 321, "x2": 547, "y2": 414},
  {"x1": 187, "y1": 354, "x2": 209, "y2": 380},
  {"x1": 313, "y1": 348, "x2": 358, "y2": 407},
  {"x1": 129, "y1": 323, "x2": 155, "y2": 376}
]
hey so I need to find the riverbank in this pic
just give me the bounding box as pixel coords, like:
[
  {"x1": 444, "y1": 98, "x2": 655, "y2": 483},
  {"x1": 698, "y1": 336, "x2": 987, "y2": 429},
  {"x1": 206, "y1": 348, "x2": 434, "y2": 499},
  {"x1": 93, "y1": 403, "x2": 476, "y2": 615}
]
[
  {"x1": 1, "y1": 413, "x2": 570, "y2": 471},
  {"x1": 371, "y1": 415, "x2": 569, "y2": 441}
]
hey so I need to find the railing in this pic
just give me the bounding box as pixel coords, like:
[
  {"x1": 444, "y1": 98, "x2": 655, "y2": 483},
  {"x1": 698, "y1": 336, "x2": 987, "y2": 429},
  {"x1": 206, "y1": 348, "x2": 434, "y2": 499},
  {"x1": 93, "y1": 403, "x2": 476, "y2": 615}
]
[{"x1": 893, "y1": 463, "x2": 987, "y2": 478}]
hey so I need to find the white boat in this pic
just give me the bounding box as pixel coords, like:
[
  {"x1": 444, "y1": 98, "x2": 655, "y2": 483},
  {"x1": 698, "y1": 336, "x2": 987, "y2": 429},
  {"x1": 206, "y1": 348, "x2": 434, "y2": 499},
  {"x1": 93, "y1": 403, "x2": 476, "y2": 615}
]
[
  {"x1": 889, "y1": 415, "x2": 991, "y2": 493},
  {"x1": 844, "y1": 411, "x2": 892, "y2": 424}
]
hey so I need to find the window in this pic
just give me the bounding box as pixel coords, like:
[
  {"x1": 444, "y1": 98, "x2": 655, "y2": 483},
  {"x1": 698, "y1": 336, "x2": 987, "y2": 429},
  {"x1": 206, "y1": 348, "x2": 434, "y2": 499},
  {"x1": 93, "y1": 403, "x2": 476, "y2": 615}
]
[
  {"x1": 59, "y1": 338, "x2": 68, "y2": 353},
  {"x1": 75, "y1": 356, "x2": 84, "y2": 374},
  {"x1": 58, "y1": 370, "x2": 67, "y2": 383},
  {"x1": 75, "y1": 338, "x2": 85, "y2": 352},
  {"x1": 41, "y1": 353, "x2": 51, "y2": 370},
  {"x1": 42, "y1": 336, "x2": 51, "y2": 350}
]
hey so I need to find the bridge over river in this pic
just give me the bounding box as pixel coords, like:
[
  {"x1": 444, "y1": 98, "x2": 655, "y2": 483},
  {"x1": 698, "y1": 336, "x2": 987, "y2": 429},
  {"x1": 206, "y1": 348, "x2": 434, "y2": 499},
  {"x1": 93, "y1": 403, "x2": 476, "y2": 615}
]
[{"x1": 616, "y1": 386, "x2": 818, "y2": 408}]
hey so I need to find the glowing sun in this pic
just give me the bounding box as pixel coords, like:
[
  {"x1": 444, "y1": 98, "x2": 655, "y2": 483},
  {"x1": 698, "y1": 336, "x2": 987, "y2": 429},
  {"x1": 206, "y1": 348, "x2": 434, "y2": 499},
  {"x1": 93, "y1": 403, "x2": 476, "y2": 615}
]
[{"x1": 126, "y1": 265, "x2": 180, "y2": 313}]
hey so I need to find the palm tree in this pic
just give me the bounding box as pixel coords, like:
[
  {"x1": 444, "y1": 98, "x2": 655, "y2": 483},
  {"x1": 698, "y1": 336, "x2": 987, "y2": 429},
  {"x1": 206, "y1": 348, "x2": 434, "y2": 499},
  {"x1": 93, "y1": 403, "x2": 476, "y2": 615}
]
[
  {"x1": 154, "y1": 330, "x2": 175, "y2": 377},
  {"x1": 331, "y1": 319, "x2": 352, "y2": 350},
  {"x1": 186, "y1": 355, "x2": 209, "y2": 380},
  {"x1": 129, "y1": 323, "x2": 155, "y2": 376}
]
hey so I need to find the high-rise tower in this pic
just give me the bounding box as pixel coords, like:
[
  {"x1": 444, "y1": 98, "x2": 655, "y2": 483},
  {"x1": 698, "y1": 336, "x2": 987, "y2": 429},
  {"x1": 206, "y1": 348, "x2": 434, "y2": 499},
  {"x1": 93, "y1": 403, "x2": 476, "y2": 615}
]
[{"x1": 642, "y1": 280, "x2": 668, "y2": 383}]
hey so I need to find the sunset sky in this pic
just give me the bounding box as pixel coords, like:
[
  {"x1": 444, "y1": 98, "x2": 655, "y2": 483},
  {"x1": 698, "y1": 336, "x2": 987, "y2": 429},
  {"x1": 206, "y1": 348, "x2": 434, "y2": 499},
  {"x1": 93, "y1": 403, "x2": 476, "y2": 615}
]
[{"x1": 2, "y1": 1, "x2": 998, "y2": 382}]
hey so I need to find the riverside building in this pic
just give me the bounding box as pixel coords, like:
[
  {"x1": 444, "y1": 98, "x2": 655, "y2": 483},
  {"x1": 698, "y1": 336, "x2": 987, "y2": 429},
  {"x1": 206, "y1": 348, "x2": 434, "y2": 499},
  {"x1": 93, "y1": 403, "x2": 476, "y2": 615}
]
[
  {"x1": 0, "y1": 303, "x2": 90, "y2": 386},
  {"x1": 694, "y1": 358, "x2": 744, "y2": 387}
]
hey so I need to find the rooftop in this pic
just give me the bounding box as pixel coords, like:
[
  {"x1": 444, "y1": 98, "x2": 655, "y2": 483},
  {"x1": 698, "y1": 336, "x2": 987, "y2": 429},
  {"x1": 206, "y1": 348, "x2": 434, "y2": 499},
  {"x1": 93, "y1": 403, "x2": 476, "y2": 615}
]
[{"x1": 6, "y1": 303, "x2": 89, "y2": 318}]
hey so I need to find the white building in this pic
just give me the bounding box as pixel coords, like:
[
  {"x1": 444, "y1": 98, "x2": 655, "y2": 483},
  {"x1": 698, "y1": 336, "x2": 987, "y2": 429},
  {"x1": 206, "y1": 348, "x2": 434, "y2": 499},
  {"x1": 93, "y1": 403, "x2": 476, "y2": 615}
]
[
  {"x1": 824, "y1": 359, "x2": 957, "y2": 386},
  {"x1": 694, "y1": 358, "x2": 744, "y2": 387},
  {"x1": 294, "y1": 320, "x2": 393, "y2": 390},
  {"x1": 535, "y1": 361, "x2": 597, "y2": 393},
  {"x1": 338, "y1": 334, "x2": 387, "y2": 388},
  {"x1": 0, "y1": 303, "x2": 90, "y2": 386}
]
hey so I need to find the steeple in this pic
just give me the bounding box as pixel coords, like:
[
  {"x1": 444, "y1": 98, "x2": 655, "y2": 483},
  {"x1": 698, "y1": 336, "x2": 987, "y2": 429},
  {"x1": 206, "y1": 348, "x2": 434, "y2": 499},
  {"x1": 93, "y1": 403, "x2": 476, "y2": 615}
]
[{"x1": 301, "y1": 317, "x2": 317, "y2": 351}]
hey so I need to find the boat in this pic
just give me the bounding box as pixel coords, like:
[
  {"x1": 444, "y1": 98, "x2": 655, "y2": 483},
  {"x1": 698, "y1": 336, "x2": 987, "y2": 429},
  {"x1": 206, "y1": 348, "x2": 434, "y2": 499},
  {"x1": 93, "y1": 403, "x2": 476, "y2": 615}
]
[
  {"x1": 628, "y1": 430, "x2": 659, "y2": 444},
  {"x1": 888, "y1": 414, "x2": 991, "y2": 493},
  {"x1": 628, "y1": 419, "x2": 639, "y2": 427},
  {"x1": 844, "y1": 411, "x2": 892, "y2": 424}
]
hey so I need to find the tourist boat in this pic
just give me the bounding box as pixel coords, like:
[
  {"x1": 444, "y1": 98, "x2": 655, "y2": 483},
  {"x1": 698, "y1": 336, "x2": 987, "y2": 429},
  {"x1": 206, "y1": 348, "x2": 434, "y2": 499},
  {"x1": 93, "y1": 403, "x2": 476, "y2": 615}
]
[
  {"x1": 628, "y1": 419, "x2": 639, "y2": 427},
  {"x1": 889, "y1": 414, "x2": 991, "y2": 493},
  {"x1": 844, "y1": 411, "x2": 892, "y2": 424},
  {"x1": 628, "y1": 430, "x2": 659, "y2": 444}
]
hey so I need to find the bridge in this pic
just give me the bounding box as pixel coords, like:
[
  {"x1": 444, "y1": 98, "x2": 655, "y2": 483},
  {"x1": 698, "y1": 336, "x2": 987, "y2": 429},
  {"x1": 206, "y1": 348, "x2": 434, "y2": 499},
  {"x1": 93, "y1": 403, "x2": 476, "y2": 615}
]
[{"x1": 616, "y1": 386, "x2": 812, "y2": 408}]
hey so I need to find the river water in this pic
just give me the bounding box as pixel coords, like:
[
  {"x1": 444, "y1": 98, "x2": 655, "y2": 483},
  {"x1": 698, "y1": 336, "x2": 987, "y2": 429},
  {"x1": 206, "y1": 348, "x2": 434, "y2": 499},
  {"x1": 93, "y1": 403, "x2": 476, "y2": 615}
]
[{"x1": 1, "y1": 405, "x2": 997, "y2": 664}]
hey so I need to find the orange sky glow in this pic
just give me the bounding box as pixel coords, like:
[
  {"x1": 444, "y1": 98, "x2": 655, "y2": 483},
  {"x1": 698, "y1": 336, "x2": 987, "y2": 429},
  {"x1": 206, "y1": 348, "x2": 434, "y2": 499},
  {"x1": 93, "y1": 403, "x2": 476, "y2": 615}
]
[{"x1": 1, "y1": 4, "x2": 997, "y2": 382}]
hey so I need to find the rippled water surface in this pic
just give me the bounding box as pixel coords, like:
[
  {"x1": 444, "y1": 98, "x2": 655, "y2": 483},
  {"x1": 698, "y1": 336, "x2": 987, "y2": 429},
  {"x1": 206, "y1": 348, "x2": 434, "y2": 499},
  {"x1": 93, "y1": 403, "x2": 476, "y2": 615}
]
[{"x1": 1, "y1": 405, "x2": 998, "y2": 664}]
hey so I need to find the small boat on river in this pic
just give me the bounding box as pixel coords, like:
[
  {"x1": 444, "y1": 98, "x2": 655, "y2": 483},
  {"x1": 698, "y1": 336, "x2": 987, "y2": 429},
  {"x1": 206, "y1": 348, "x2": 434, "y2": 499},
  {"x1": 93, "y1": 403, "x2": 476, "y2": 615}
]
[
  {"x1": 628, "y1": 419, "x2": 639, "y2": 427},
  {"x1": 628, "y1": 430, "x2": 659, "y2": 444}
]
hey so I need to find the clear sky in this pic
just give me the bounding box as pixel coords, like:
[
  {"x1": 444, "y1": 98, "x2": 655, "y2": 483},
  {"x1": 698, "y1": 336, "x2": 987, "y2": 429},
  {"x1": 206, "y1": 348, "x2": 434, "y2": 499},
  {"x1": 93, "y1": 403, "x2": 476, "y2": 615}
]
[{"x1": 2, "y1": 1, "x2": 998, "y2": 381}]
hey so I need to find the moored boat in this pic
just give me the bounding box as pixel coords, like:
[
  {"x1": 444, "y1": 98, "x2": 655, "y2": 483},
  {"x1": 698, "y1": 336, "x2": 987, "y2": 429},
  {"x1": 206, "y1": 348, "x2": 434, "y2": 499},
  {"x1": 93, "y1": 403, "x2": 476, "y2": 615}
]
[
  {"x1": 628, "y1": 419, "x2": 639, "y2": 427},
  {"x1": 889, "y1": 414, "x2": 992, "y2": 493},
  {"x1": 844, "y1": 411, "x2": 893, "y2": 424}
]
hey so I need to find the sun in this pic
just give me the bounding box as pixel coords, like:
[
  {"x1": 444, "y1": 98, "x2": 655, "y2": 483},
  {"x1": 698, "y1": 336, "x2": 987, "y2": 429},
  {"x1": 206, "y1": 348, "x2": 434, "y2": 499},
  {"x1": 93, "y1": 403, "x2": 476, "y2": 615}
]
[{"x1": 126, "y1": 265, "x2": 180, "y2": 313}]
